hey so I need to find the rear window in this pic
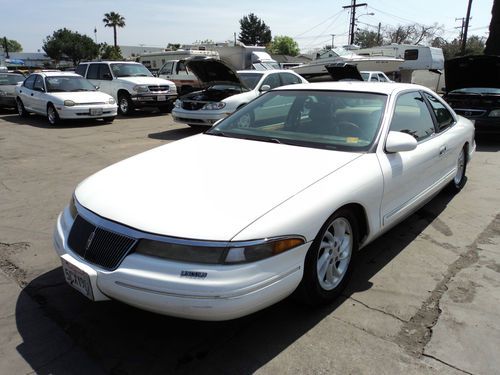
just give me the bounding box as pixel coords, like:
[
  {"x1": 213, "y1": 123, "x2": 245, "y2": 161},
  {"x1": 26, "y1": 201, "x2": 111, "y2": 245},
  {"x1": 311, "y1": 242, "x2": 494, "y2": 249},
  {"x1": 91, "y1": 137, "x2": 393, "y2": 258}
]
[{"x1": 75, "y1": 64, "x2": 87, "y2": 77}]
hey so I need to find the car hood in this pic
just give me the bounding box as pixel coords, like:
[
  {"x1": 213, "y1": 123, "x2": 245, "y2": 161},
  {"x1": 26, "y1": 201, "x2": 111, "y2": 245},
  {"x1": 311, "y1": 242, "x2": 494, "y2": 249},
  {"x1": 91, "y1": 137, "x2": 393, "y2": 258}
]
[
  {"x1": 186, "y1": 58, "x2": 246, "y2": 88},
  {"x1": 445, "y1": 55, "x2": 500, "y2": 92},
  {"x1": 117, "y1": 76, "x2": 173, "y2": 86},
  {"x1": 48, "y1": 91, "x2": 113, "y2": 103},
  {"x1": 75, "y1": 134, "x2": 361, "y2": 241}
]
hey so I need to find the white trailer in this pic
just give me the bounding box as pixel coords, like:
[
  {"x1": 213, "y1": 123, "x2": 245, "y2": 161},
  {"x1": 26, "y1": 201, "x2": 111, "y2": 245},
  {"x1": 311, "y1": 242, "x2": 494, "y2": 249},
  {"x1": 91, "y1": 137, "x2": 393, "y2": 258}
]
[
  {"x1": 356, "y1": 44, "x2": 445, "y2": 92},
  {"x1": 139, "y1": 49, "x2": 219, "y2": 74}
]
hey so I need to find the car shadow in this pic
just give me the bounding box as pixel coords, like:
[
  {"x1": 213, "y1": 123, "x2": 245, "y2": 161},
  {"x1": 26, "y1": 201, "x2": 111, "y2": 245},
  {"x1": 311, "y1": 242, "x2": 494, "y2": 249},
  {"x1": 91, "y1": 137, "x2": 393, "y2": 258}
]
[
  {"x1": 0, "y1": 112, "x2": 114, "y2": 129},
  {"x1": 15, "y1": 190, "x2": 454, "y2": 374}
]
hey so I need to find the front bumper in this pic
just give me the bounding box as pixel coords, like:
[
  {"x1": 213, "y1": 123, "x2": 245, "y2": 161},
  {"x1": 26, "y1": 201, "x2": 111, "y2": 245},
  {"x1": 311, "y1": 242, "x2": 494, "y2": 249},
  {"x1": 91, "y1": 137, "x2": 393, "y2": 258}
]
[
  {"x1": 0, "y1": 95, "x2": 16, "y2": 107},
  {"x1": 131, "y1": 93, "x2": 177, "y2": 108},
  {"x1": 171, "y1": 108, "x2": 230, "y2": 126},
  {"x1": 53, "y1": 207, "x2": 306, "y2": 321},
  {"x1": 55, "y1": 104, "x2": 118, "y2": 120}
]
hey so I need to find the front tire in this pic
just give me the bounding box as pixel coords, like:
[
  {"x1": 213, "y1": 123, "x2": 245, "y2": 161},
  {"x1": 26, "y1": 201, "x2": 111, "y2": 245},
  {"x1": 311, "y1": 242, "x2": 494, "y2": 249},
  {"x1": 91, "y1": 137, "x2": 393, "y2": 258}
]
[
  {"x1": 17, "y1": 98, "x2": 27, "y2": 117},
  {"x1": 297, "y1": 208, "x2": 359, "y2": 306},
  {"x1": 47, "y1": 104, "x2": 60, "y2": 126},
  {"x1": 448, "y1": 146, "x2": 467, "y2": 193},
  {"x1": 118, "y1": 93, "x2": 134, "y2": 115}
]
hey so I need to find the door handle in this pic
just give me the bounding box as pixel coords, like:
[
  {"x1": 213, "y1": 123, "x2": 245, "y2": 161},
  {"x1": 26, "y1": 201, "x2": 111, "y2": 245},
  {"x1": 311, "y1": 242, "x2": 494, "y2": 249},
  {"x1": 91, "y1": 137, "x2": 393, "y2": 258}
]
[
  {"x1": 439, "y1": 146, "x2": 447, "y2": 155},
  {"x1": 31, "y1": 93, "x2": 34, "y2": 96}
]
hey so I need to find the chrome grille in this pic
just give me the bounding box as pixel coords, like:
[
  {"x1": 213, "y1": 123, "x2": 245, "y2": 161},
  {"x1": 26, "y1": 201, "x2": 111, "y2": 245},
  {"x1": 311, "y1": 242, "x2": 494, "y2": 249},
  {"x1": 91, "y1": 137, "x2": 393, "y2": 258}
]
[
  {"x1": 149, "y1": 85, "x2": 169, "y2": 92},
  {"x1": 68, "y1": 216, "x2": 137, "y2": 270},
  {"x1": 182, "y1": 101, "x2": 205, "y2": 110},
  {"x1": 454, "y1": 109, "x2": 487, "y2": 118}
]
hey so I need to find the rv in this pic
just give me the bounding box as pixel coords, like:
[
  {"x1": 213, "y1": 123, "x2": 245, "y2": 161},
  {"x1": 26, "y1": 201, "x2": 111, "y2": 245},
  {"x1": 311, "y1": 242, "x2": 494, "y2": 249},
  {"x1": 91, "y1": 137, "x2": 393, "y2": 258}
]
[{"x1": 139, "y1": 49, "x2": 219, "y2": 74}]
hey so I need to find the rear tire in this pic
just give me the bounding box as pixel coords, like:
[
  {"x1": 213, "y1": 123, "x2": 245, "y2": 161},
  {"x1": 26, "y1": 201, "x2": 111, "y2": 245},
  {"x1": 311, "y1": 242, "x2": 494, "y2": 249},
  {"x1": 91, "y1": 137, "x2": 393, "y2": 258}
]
[
  {"x1": 17, "y1": 98, "x2": 27, "y2": 117},
  {"x1": 448, "y1": 146, "x2": 467, "y2": 194},
  {"x1": 296, "y1": 208, "x2": 358, "y2": 306},
  {"x1": 47, "y1": 104, "x2": 60, "y2": 126},
  {"x1": 118, "y1": 93, "x2": 134, "y2": 115}
]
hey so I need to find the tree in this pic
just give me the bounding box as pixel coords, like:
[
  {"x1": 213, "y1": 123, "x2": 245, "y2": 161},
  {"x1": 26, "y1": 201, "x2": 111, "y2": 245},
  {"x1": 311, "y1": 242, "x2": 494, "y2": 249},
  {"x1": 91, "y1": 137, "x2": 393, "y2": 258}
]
[
  {"x1": 238, "y1": 13, "x2": 272, "y2": 46},
  {"x1": 485, "y1": 0, "x2": 500, "y2": 55},
  {"x1": 43, "y1": 28, "x2": 99, "y2": 66},
  {"x1": 268, "y1": 36, "x2": 299, "y2": 56},
  {"x1": 2, "y1": 38, "x2": 22, "y2": 53},
  {"x1": 100, "y1": 43, "x2": 123, "y2": 60},
  {"x1": 354, "y1": 29, "x2": 381, "y2": 48},
  {"x1": 103, "y1": 11, "x2": 126, "y2": 48},
  {"x1": 166, "y1": 43, "x2": 181, "y2": 51},
  {"x1": 432, "y1": 35, "x2": 485, "y2": 59},
  {"x1": 384, "y1": 23, "x2": 443, "y2": 45}
]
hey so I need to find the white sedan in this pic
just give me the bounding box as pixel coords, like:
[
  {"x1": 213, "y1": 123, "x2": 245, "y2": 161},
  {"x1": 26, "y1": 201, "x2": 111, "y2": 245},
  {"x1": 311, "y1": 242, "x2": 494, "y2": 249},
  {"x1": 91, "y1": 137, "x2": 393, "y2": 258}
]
[
  {"x1": 171, "y1": 59, "x2": 307, "y2": 127},
  {"x1": 16, "y1": 71, "x2": 118, "y2": 125},
  {"x1": 54, "y1": 82, "x2": 475, "y2": 321}
]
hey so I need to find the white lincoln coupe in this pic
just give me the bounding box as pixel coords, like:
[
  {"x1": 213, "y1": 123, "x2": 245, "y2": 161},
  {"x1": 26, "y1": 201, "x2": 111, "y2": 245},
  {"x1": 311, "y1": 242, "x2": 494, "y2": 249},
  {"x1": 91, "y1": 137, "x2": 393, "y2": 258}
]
[{"x1": 54, "y1": 82, "x2": 475, "y2": 321}]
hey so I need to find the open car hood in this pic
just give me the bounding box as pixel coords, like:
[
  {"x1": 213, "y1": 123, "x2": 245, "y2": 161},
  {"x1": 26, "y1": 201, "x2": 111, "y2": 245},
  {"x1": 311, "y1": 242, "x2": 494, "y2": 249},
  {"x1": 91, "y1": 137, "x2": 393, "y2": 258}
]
[
  {"x1": 185, "y1": 58, "x2": 246, "y2": 88},
  {"x1": 445, "y1": 55, "x2": 500, "y2": 92}
]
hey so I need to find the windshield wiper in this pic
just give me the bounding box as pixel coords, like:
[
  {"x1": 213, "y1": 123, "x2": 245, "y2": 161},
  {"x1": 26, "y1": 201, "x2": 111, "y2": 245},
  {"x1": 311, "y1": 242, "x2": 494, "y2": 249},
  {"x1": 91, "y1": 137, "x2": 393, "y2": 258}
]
[
  {"x1": 71, "y1": 88, "x2": 90, "y2": 91},
  {"x1": 206, "y1": 129, "x2": 228, "y2": 137}
]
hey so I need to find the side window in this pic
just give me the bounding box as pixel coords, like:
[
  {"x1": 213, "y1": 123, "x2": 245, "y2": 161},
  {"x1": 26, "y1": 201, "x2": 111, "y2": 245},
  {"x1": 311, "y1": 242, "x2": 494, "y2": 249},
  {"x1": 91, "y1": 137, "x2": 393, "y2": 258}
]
[
  {"x1": 390, "y1": 91, "x2": 435, "y2": 141},
  {"x1": 86, "y1": 64, "x2": 99, "y2": 80},
  {"x1": 370, "y1": 75, "x2": 379, "y2": 82},
  {"x1": 159, "y1": 61, "x2": 173, "y2": 75},
  {"x1": 422, "y1": 92, "x2": 454, "y2": 132},
  {"x1": 404, "y1": 49, "x2": 419, "y2": 60},
  {"x1": 378, "y1": 74, "x2": 388, "y2": 82},
  {"x1": 75, "y1": 64, "x2": 87, "y2": 77},
  {"x1": 98, "y1": 64, "x2": 112, "y2": 80},
  {"x1": 261, "y1": 73, "x2": 281, "y2": 89},
  {"x1": 33, "y1": 75, "x2": 45, "y2": 91},
  {"x1": 23, "y1": 75, "x2": 36, "y2": 89},
  {"x1": 279, "y1": 73, "x2": 301, "y2": 86}
]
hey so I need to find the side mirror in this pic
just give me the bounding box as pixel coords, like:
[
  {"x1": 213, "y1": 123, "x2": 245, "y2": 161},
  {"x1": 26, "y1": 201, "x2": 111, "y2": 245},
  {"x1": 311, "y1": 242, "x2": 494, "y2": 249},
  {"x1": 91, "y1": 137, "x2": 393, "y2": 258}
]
[
  {"x1": 34, "y1": 87, "x2": 45, "y2": 92},
  {"x1": 95, "y1": 85, "x2": 100, "y2": 90},
  {"x1": 385, "y1": 131, "x2": 417, "y2": 153},
  {"x1": 260, "y1": 84, "x2": 271, "y2": 92}
]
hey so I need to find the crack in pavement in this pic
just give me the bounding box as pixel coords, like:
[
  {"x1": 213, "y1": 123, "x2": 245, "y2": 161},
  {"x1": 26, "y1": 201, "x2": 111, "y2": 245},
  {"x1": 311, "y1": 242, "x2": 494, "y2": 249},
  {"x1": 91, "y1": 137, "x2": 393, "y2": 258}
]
[
  {"x1": 344, "y1": 295, "x2": 409, "y2": 324},
  {"x1": 396, "y1": 213, "x2": 500, "y2": 358},
  {"x1": 422, "y1": 353, "x2": 476, "y2": 375}
]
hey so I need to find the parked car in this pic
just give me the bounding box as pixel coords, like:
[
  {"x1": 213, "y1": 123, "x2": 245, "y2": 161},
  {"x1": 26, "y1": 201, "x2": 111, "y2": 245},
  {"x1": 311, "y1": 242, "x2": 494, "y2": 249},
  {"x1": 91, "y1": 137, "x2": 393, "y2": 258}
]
[
  {"x1": 54, "y1": 82, "x2": 475, "y2": 321},
  {"x1": 75, "y1": 61, "x2": 177, "y2": 115},
  {"x1": 171, "y1": 59, "x2": 307, "y2": 127},
  {"x1": 360, "y1": 71, "x2": 393, "y2": 82},
  {"x1": 443, "y1": 55, "x2": 500, "y2": 133},
  {"x1": 0, "y1": 72, "x2": 25, "y2": 108},
  {"x1": 16, "y1": 71, "x2": 118, "y2": 125}
]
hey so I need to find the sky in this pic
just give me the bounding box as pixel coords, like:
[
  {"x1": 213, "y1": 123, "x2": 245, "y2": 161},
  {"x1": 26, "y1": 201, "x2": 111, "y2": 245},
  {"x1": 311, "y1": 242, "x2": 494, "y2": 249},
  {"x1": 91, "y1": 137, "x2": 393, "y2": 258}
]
[{"x1": 0, "y1": 0, "x2": 494, "y2": 53}]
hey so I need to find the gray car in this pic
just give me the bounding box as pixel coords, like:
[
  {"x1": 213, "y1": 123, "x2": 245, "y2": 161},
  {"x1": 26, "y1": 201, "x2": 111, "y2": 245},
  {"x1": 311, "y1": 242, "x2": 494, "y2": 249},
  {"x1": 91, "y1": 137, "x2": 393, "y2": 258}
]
[{"x1": 0, "y1": 73, "x2": 25, "y2": 108}]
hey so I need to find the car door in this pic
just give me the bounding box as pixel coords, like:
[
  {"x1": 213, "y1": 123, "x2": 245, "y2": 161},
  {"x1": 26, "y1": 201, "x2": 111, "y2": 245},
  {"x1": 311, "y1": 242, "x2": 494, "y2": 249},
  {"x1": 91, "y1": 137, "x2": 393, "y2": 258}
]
[
  {"x1": 378, "y1": 90, "x2": 442, "y2": 228},
  {"x1": 18, "y1": 74, "x2": 36, "y2": 110},
  {"x1": 96, "y1": 63, "x2": 113, "y2": 95},
  {"x1": 31, "y1": 75, "x2": 47, "y2": 114},
  {"x1": 85, "y1": 63, "x2": 101, "y2": 92}
]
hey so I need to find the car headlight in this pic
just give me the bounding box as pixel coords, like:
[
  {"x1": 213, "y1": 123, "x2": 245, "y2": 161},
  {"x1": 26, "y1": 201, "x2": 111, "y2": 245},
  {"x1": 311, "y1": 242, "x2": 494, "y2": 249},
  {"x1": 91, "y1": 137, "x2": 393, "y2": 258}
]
[
  {"x1": 135, "y1": 236, "x2": 305, "y2": 264},
  {"x1": 0, "y1": 90, "x2": 6, "y2": 96},
  {"x1": 202, "y1": 102, "x2": 226, "y2": 110},
  {"x1": 174, "y1": 99, "x2": 181, "y2": 108},
  {"x1": 133, "y1": 85, "x2": 149, "y2": 93},
  {"x1": 64, "y1": 100, "x2": 76, "y2": 107},
  {"x1": 108, "y1": 98, "x2": 116, "y2": 104},
  {"x1": 488, "y1": 109, "x2": 500, "y2": 117}
]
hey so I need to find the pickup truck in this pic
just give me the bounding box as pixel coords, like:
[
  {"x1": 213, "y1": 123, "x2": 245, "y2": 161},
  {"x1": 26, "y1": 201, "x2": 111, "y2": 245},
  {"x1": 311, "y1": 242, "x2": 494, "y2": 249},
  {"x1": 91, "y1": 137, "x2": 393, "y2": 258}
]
[
  {"x1": 75, "y1": 61, "x2": 177, "y2": 115},
  {"x1": 157, "y1": 59, "x2": 202, "y2": 95}
]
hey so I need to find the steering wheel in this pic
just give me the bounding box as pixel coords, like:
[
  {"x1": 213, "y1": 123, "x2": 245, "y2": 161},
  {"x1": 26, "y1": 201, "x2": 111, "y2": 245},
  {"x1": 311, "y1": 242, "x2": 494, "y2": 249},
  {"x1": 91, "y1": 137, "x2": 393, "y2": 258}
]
[{"x1": 335, "y1": 121, "x2": 362, "y2": 138}]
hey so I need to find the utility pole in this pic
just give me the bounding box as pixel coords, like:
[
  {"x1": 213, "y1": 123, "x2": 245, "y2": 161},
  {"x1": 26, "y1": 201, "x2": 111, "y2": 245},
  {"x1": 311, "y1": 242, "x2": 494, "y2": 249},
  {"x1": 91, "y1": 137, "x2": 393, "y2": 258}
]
[
  {"x1": 331, "y1": 34, "x2": 335, "y2": 48},
  {"x1": 455, "y1": 17, "x2": 466, "y2": 44},
  {"x1": 461, "y1": 0, "x2": 473, "y2": 55},
  {"x1": 3, "y1": 37, "x2": 9, "y2": 59},
  {"x1": 376, "y1": 22, "x2": 382, "y2": 45},
  {"x1": 343, "y1": 0, "x2": 368, "y2": 45}
]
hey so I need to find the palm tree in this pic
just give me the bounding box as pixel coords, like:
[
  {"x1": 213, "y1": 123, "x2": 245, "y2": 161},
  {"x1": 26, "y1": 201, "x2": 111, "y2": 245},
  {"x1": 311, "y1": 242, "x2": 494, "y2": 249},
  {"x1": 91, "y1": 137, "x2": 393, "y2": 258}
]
[{"x1": 103, "y1": 12, "x2": 126, "y2": 48}]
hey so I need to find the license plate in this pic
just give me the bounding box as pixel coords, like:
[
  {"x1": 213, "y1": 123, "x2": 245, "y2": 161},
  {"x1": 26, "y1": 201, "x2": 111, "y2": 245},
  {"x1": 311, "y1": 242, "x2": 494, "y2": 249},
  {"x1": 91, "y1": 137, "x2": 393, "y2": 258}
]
[
  {"x1": 61, "y1": 258, "x2": 94, "y2": 300},
  {"x1": 157, "y1": 95, "x2": 167, "y2": 101},
  {"x1": 90, "y1": 108, "x2": 103, "y2": 116}
]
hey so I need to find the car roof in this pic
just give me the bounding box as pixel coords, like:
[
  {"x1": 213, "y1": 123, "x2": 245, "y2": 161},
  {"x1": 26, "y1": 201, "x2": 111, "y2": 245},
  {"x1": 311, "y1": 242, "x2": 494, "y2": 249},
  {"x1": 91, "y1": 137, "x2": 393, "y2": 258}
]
[
  {"x1": 0, "y1": 72, "x2": 25, "y2": 76},
  {"x1": 81, "y1": 61, "x2": 140, "y2": 65},
  {"x1": 237, "y1": 69, "x2": 298, "y2": 74},
  {"x1": 34, "y1": 71, "x2": 82, "y2": 78},
  {"x1": 275, "y1": 81, "x2": 429, "y2": 95}
]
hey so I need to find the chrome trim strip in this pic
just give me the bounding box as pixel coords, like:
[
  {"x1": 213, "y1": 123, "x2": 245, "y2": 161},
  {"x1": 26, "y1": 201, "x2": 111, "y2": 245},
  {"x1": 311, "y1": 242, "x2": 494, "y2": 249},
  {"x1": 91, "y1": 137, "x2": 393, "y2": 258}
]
[
  {"x1": 114, "y1": 266, "x2": 301, "y2": 300},
  {"x1": 74, "y1": 199, "x2": 306, "y2": 248},
  {"x1": 383, "y1": 169, "x2": 455, "y2": 225}
]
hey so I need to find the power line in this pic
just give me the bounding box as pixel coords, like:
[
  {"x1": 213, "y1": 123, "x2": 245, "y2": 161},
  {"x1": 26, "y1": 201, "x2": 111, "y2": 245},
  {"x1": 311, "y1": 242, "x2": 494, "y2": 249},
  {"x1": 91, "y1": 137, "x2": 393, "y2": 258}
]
[{"x1": 293, "y1": 10, "x2": 345, "y2": 38}]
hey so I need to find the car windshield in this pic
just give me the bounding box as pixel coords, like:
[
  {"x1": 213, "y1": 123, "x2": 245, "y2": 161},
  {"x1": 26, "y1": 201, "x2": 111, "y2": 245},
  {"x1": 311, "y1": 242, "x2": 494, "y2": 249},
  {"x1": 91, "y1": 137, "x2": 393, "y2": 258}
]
[
  {"x1": 237, "y1": 73, "x2": 264, "y2": 89},
  {"x1": 45, "y1": 76, "x2": 97, "y2": 92},
  {"x1": 0, "y1": 74, "x2": 25, "y2": 85},
  {"x1": 110, "y1": 63, "x2": 153, "y2": 77},
  {"x1": 450, "y1": 87, "x2": 500, "y2": 95},
  {"x1": 207, "y1": 90, "x2": 387, "y2": 152}
]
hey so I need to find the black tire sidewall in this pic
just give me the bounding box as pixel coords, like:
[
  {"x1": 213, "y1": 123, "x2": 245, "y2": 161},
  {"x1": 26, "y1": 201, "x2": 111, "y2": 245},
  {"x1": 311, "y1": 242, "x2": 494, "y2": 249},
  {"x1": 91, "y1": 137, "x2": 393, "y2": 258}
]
[{"x1": 299, "y1": 208, "x2": 359, "y2": 306}]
